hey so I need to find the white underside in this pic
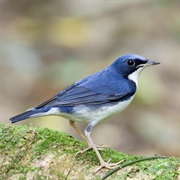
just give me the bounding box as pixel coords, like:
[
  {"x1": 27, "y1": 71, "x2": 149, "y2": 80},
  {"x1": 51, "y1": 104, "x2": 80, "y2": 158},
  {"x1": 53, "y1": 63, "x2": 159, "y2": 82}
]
[
  {"x1": 30, "y1": 96, "x2": 134, "y2": 126},
  {"x1": 30, "y1": 107, "x2": 60, "y2": 118},
  {"x1": 72, "y1": 95, "x2": 134, "y2": 126}
]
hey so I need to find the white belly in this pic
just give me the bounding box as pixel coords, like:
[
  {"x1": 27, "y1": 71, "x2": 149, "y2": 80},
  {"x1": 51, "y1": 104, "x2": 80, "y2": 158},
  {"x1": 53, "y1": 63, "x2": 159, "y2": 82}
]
[
  {"x1": 30, "y1": 96, "x2": 134, "y2": 126},
  {"x1": 73, "y1": 96, "x2": 134, "y2": 126}
]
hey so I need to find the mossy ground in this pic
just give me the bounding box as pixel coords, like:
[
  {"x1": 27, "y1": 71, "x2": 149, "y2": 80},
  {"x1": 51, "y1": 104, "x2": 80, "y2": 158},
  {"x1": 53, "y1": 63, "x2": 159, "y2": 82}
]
[{"x1": 0, "y1": 123, "x2": 179, "y2": 179}]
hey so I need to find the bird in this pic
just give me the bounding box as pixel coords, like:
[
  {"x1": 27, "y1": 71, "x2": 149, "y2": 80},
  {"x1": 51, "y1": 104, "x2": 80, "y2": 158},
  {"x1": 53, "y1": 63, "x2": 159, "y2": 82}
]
[{"x1": 10, "y1": 54, "x2": 160, "y2": 172}]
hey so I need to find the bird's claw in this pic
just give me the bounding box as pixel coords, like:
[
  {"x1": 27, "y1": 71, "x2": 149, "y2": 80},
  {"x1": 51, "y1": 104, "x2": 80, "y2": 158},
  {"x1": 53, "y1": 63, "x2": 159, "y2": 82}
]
[
  {"x1": 94, "y1": 159, "x2": 124, "y2": 173},
  {"x1": 77, "y1": 144, "x2": 108, "y2": 155}
]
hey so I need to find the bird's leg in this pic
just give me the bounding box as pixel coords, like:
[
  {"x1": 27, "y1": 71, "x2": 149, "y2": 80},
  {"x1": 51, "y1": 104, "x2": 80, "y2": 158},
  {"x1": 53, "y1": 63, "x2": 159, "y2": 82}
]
[
  {"x1": 69, "y1": 120, "x2": 108, "y2": 153},
  {"x1": 85, "y1": 124, "x2": 123, "y2": 173},
  {"x1": 69, "y1": 120, "x2": 89, "y2": 145}
]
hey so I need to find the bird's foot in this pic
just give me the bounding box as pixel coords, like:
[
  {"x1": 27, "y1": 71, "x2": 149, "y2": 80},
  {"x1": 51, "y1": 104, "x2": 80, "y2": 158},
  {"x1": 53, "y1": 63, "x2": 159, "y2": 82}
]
[
  {"x1": 94, "y1": 159, "x2": 124, "y2": 173},
  {"x1": 77, "y1": 144, "x2": 108, "y2": 154}
]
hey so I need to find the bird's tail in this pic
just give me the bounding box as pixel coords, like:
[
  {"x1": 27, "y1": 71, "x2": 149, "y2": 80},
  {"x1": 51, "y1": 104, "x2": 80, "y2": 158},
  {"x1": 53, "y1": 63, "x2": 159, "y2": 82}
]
[{"x1": 10, "y1": 107, "x2": 50, "y2": 123}]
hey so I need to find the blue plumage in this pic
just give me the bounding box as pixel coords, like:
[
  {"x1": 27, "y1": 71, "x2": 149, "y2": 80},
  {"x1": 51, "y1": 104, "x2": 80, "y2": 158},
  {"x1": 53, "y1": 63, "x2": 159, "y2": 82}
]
[
  {"x1": 9, "y1": 106, "x2": 51, "y2": 123},
  {"x1": 10, "y1": 54, "x2": 160, "y2": 172},
  {"x1": 36, "y1": 69, "x2": 136, "y2": 107}
]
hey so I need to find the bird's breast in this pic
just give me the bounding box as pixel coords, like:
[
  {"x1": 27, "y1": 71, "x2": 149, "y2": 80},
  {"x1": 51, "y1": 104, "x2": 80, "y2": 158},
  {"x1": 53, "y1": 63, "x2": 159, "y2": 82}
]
[{"x1": 72, "y1": 95, "x2": 134, "y2": 125}]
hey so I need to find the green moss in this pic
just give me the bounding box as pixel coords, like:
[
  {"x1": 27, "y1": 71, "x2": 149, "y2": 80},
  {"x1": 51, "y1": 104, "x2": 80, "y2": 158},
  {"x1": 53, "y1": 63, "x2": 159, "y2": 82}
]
[
  {"x1": 33, "y1": 127, "x2": 83, "y2": 156},
  {"x1": 0, "y1": 123, "x2": 179, "y2": 179},
  {"x1": 146, "y1": 157, "x2": 179, "y2": 179}
]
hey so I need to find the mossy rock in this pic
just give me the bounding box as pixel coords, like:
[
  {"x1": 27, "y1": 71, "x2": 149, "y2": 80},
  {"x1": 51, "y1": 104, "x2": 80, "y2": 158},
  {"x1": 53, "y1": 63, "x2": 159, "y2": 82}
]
[{"x1": 0, "y1": 123, "x2": 179, "y2": 179}]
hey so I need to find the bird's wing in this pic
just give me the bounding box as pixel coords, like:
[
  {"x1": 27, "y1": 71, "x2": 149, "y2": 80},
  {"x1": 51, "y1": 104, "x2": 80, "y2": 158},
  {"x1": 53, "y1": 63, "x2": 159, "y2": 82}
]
[{"x1": 35, "y1": 84, "x2": 128, "y2": 108}]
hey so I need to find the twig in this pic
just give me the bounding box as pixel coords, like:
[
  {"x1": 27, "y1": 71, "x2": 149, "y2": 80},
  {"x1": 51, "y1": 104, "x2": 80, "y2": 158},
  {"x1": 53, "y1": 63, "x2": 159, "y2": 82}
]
[{"x1": 101, "y1": 155, "x2": 169, "y2": 180}]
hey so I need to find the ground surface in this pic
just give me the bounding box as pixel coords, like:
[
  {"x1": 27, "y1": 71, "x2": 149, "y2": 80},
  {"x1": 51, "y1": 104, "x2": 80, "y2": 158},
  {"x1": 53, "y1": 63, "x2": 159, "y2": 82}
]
[{"x1": 0, "y1": 123, "x2": 179, "y2": 179}]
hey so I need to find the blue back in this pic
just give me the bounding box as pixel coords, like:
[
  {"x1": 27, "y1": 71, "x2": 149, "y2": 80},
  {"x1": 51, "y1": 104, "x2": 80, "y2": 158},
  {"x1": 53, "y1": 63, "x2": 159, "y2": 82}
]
[{"x1": 35, "y1": 54, "x2": 142, "y2": 108}]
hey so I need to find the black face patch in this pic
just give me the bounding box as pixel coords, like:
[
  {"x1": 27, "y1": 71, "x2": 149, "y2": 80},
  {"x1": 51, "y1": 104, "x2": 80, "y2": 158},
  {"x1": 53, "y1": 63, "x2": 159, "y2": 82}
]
[{"x1": 134, "y1": 59, "x2": 148, "y2": 69}]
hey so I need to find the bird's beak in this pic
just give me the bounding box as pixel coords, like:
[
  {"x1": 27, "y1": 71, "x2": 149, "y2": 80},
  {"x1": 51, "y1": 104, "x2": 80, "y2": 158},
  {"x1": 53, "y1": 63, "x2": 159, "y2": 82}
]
[
  {"x1": 137, "y1": 60, "x2": 160, "y2": 68},
  {"x1": 146, "y1": 60, "x2": 160, "y2": 66}
]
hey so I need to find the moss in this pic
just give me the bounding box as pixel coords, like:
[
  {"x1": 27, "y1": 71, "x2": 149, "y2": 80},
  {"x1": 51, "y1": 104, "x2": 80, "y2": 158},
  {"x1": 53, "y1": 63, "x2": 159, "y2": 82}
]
[
  {"x1": 32, "y1": 127, "x2": 83, "y2": 156},
  {"x1": 0, "y1": 123, "x2": 180, "y2": 179},
  {"x1": 144, "y1": 157, "x2": 180, "y2": 179}
]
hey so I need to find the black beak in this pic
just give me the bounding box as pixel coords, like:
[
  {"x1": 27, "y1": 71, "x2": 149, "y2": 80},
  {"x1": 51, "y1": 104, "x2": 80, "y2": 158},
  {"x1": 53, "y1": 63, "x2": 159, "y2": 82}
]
[{"x1": 146, "y1": 60, "x2": 160, "y2": 66}]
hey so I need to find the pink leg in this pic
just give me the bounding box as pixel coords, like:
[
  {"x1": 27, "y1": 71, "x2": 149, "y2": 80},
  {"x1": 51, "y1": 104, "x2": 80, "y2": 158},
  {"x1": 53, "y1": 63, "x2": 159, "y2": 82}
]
[
  {"x1": 69, "y1": 120, "x2": 89, "y2": 145},
  {"x1": 85, "y1": 124, "x2": 123, "y2": 173},
  {"x1": 69, "y1": 120, "x2": 108, "y2": 153}
]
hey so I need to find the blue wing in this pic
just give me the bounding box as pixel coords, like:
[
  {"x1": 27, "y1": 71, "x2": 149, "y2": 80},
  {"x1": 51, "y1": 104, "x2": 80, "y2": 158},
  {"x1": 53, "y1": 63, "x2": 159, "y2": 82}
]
[
  {"x1": 35, "y1": 68, "x2": 136, "y2": 108},
  {"x1": 36, "y1": 84, "x2": 129, "y2": 108}
]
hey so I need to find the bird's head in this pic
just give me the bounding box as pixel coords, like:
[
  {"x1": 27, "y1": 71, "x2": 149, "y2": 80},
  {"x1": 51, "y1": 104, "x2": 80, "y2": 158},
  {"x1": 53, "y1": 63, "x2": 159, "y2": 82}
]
[{"x1": 111, "y1": 54, "x2": 160, "y2": 85}]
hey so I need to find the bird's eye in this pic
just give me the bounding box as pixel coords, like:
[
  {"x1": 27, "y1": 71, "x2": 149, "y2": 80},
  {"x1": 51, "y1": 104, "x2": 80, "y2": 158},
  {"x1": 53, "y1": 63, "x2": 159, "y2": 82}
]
[{"x1": 127, "y1": 60, "x2": 135, "y2": 67}]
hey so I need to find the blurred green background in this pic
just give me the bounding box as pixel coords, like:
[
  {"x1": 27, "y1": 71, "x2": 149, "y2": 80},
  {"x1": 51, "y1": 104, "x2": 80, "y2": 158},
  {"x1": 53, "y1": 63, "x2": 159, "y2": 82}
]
[{"x1": 1, "y1": 1, "x2": 180, "y2": 156}]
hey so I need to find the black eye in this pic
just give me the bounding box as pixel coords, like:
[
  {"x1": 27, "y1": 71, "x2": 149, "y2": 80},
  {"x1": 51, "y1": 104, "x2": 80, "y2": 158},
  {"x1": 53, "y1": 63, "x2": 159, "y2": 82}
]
[{"x1": 127, "y1": 60, "x2": 135, "y2": 66}]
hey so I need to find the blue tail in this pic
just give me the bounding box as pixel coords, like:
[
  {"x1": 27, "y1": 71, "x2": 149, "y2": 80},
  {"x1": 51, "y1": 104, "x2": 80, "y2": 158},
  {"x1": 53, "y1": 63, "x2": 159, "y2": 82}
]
[
  {"x1": 10, "y1": 109, "x2": 38, "y2": 123},
  {"x1": 9, "y1": 107, "x2": 51, "y2": 123},
  {"x1": 10, "y1": 106, "x2": 73, "y2": 123}
]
